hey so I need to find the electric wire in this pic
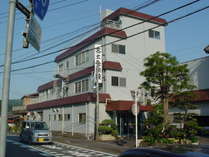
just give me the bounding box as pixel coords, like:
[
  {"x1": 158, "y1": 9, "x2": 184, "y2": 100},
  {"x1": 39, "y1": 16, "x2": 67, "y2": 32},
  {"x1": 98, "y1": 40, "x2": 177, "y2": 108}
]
[
  {"x1": 2, "y1": 4, "x2": 208, "y2": 74},
  {"x1": 0, "y1": 0, "x2": 200, "y2": 68},
  {"x1": 1, "y1": 0, "x2": 162, "y2": 61}
]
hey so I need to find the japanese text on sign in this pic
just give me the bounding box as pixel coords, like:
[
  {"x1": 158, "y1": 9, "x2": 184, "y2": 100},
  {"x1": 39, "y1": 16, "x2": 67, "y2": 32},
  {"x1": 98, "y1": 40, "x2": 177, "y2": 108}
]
[{"x1": 94, "y1": 44, "x2": 103, "y2": 83}]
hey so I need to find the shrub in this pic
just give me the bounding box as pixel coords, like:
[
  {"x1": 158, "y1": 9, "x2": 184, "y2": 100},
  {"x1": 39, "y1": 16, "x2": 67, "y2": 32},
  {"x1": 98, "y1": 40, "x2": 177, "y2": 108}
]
[
  {"x1": 98, "y1": 119, "x2": 118, "y2": 137},
  {"x1": 98, "y1": 126, "x2": 112, "y2": 135}
]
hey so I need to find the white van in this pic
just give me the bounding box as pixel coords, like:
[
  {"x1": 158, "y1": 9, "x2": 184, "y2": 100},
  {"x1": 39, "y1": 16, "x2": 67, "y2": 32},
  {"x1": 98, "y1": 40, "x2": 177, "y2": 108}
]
[{"x1": 20, "y1": 120, "x2": 52, "y2": 144}]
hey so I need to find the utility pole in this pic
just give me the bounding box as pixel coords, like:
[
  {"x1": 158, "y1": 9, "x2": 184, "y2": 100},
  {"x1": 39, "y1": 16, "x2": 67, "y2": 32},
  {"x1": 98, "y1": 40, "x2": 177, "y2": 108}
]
[
  {"x1": 0, "y1": 0, "x2": 16, "y2": 157},
  {"x1": 94, "y1": 44, "x2": 102, "y2": 140},
  {"x1": 135, "y1": 89, "x2": 138, "y2": 148},
  {"x1": 94, "y1": 66, "x2": 99, "y2": 140}
]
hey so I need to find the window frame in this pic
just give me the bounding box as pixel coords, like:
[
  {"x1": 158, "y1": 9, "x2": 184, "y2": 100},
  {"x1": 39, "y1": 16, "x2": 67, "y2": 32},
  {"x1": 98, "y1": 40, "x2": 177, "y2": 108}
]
[{"x1": 78, "y1": 113, "x2": 86, "y2": 124}]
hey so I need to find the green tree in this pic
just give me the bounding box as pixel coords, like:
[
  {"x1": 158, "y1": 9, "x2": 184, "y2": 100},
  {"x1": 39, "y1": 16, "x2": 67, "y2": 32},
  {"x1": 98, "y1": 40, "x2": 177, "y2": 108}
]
[
  {"x1": 140, "y1": 52, "x2": 195, "y2": 123},
  {"x1": 171, "y1": 91, "x2": 197, "y2": 121}
]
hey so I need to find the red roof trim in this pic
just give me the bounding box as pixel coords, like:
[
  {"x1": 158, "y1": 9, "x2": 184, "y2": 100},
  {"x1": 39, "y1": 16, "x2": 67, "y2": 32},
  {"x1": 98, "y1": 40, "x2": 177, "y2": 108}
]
[
  {"x1": 103, "y1": 8, "x2": 167, "y2": 25},
  {"x1": 103, "y1": 61, "x2": 122, "y2": 71},
  {"x1": 106, "y1": 100, "x2": 153, "y2": 111},
  {"x1": 37, "y1": 61, "x2": 122, "y2": 92},
  {"x1": 191, "y1": 89, "x2": 209, "y2": 102},
  {"x1": 27, "y1": 93, "x2": 111, "y2": 111},
  {"x1": 37, "y1": 80, "x2": 61, "y2": 92},
  {"x1": 55, "y1": 27, "x2": 127, "y2": 63}
]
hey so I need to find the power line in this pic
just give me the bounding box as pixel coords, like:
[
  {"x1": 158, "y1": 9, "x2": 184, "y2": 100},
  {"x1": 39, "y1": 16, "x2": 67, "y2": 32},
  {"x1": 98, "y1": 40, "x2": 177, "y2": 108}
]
[
  {"x1": 0, "y1": 0, "x2": 161, "y2": 58},
  {"x1": 0, "y1": 0, "x2": 89, "y2": 23},
  {"x1": 2, "y1": 0, "x2": 199, "y2": 67},
  {"x1": 2, "y1": 0, "x2": 162, "y2": 64},
  {"x1": 49, "y1": 0, "x2": 89, "y2": 12},
  {"x1": 1, "y1": 3, "x2": 208, "y2": 74}
]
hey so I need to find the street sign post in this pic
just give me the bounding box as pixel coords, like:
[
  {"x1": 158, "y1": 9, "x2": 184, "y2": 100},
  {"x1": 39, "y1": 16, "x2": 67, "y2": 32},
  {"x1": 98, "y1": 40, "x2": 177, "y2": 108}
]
[
  {"x1": 28, "y1": 16, "x2": 42, "y2": 51},
  {"x1": 32, "y1": 0, "x2": 49, "y2": 20}
]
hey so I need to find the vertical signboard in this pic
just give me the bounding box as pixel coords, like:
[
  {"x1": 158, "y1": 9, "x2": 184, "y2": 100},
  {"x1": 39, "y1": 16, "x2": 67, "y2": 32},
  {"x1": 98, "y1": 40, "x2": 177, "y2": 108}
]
[
  {"x1": 28, "y1": 16, "x2": 42, "y2": 51},
  {"x1": 94, "y1": 44, "x2": 103, "y2": 83}
]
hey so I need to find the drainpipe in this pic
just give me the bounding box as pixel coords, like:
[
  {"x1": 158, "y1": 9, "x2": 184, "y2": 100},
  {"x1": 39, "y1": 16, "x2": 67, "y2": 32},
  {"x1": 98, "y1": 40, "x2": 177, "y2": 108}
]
[{"x1": 71, "y1": 105, "x2": 74, "y2": 136}]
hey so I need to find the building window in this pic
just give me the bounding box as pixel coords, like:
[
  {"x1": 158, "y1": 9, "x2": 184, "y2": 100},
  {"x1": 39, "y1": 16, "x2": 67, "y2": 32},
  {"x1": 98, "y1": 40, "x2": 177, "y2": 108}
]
[
  {"x1": 64, "y1": 114, "x2": 70, "y2": 121},
  {"x1": 111, "y1": 76, "x2": 126, "y2": 87},
  {"x1": 79, "y1": 113, "x2": 86, "y2": 124},
  {"x1": 58, "y1": 114, "x2": 63, "y2": 121},
  {"x1": 112, "y1": 44, "x2": 126, "y2": 54},
  {"x1": 54, "y1": 115, "x2": 56, "y2": 121},
  {"x1": 75, "y1": 79, "x2": 89, "y2": 93},
  {"x1": 111, "y1": 76, "x2": 118, "y2": 86},
  {"x1": 149, "y1": 29, "x2": 160, "y2": 39},
  {"x1": 59, "y1": 63, "x2": 64, "y2": 72},
  {"x1": 119, "y1": 77, "x2": 126, "y2": 87},
  {"x1": 76, "y1": 52, "x2": 89, "y2": 66},
  {"x1": 66, "y1": 61, "x2": 69, "y2": 69}
]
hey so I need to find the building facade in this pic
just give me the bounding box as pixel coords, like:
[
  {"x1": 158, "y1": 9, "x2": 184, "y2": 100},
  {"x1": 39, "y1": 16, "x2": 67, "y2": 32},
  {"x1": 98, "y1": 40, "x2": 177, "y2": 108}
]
[
  {"x1": 26, "y1": 8, "x2": 167, "y2": 136},
  {"x1": 170, "y1": 56, "x2": 209, "y2": 127}
]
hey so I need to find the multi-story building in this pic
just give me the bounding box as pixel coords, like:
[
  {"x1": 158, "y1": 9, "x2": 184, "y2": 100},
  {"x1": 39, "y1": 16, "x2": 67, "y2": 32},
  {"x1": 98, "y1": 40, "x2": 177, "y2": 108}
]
[{"x1": 26, "y1": 8, "x2": 167, "y2": 136}]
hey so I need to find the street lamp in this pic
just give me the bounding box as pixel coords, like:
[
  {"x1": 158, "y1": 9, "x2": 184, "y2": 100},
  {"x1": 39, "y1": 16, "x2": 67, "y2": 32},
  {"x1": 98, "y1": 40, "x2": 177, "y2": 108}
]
[{"x1": 204, "y1": 45, "x2": 209, "y2": 53}]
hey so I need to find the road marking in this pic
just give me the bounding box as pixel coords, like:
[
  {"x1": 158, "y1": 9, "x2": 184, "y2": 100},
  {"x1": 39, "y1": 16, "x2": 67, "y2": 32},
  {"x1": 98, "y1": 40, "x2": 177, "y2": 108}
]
[{"x1": 54, "y1": 142, "x2": 117, "y2": 157}]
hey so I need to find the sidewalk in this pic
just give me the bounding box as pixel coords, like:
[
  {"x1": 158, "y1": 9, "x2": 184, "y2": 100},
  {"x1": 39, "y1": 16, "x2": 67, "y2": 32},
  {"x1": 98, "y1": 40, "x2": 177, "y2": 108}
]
[
  {"x1": 52, "y1": 134, "x2": 209, "y2": 155},
  {"x1": 52, "y1": 134, "x2": 135, "y2": 155}
]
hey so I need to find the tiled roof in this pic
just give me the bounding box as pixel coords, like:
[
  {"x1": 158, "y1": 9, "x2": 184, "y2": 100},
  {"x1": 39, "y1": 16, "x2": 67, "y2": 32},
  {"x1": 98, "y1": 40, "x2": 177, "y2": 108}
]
[
  {"x1": 37, "y1": 80, "x2": 61, "y2": 92},
  {"x1": 106, "y1": 100, "x2": 153, "y2": 111},
  {"x1": 55, "y1": 27, "x2": 127, "y2": 63},
  {"x1": 103, "y1": 8, "x2": 167, "y2": 25},
  {"x1": 27, "y1": 93, "x2": 111, "y2": 111},
  {"x1": 37, "y1": 61, "x2": 122, "y2": 92}
]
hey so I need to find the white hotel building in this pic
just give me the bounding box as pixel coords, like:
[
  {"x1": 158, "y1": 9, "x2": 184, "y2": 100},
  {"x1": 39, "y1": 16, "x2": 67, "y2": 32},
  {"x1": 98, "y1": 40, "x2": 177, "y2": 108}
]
[{"x1": 26, "y1": 8, "x2": 167, "y2": 136}]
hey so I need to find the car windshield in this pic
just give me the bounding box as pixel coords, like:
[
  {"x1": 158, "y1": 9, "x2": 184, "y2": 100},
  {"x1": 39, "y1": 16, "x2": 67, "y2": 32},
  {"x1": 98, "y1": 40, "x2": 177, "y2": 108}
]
[{"x1": 33, "y1": 122, "x2": 48, "y2": 130}]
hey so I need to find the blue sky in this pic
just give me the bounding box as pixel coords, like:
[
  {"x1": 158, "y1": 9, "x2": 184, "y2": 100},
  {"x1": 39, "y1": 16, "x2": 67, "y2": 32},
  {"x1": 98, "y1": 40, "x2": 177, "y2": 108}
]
[{"x1": 0, "y1": 0, "x2": 209, "y2": 99}]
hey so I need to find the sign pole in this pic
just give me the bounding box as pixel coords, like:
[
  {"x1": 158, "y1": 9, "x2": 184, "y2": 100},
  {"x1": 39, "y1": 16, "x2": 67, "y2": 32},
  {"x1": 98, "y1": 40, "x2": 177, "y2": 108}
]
[
  {"x1": 0, "y1": 0, "x2": 16, "y2": 157},
  {"x1": 135, "y1": 90, "x2": 138, "y2": 148}
]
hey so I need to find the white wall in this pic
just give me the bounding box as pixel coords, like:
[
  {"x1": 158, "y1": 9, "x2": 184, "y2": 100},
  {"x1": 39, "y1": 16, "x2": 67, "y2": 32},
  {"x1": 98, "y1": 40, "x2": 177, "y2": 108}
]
[
  {"x1": 104, "y1": 16, "x2": 166, "y2": 100},
  {"x1": 184, "y1": 56, "x2": 209, "y2": 90}
]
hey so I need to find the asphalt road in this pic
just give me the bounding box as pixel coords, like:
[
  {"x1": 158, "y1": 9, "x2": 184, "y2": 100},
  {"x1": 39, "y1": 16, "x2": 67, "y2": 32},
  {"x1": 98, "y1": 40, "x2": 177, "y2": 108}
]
[
  {"x1": 6, "y1": 136, "x2": 117, "y2": 157},
  {"x1": 6, "y1": 136, "x2": 53, "y2": 157}
]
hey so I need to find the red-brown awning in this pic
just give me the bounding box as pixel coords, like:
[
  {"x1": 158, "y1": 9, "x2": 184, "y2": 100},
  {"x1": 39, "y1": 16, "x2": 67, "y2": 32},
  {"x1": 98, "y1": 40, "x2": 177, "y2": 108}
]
[{"x1": 106, "y1": 100, "x2": 153, "y2": 112}]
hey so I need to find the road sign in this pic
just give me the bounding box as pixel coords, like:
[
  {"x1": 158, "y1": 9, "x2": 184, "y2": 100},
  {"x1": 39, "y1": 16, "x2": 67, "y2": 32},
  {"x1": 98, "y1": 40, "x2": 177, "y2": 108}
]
[
  {"x1": 28, "y1": 16, "x2": 42, "y2": 51},
  {"x1": 131, "y1": 103, "x2": 140, "y2": 116},
  {"x1": 32, "y1": 0, "x2": 49, "y2": 20}
]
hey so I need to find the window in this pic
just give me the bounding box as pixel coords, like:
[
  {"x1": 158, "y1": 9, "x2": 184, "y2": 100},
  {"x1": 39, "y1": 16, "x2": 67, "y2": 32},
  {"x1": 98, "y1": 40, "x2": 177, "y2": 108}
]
[
  {"x1": 149, "y1": 30, "x2": 160, "y2": 39},
  {"x1": 111, "y1": 76, "x2": 118, "y2": 86},
  {"x1": 66, "y1": 61, "x2": 69, "y2": 69},
  {"x1": 75, "y1": 81, "x2": 81, "y2": 93},
  {"x1": 54, "y1": 115, "x2": 56, "y2": 121},
  {"x1": 112, "y1": 44, "x2": 126, "y2": 54},
  {"x1": 58, "y1": 114, "x2": 63, "y2": 121},
  {"x1": 64, "y1": 114, "x2": 70, "y2": 121},
  {"x1": 79, "y1": 113, "x2": 86, "y2": 124},
  {"x1": 111, "y1": 76, "x2": 126, "y2": 87},
  {"x1": 119, "y1": 77, "x2": 126, "y2": 87},
  {"x1": 75, "y1": 79, "x2": 89, "y2": 93},
  {"x1": 59, "y1": 63, "x2": 64, "y2": 72},
  {"x1": 76, "y1": 52, "x2": 89, "y2": 66}
]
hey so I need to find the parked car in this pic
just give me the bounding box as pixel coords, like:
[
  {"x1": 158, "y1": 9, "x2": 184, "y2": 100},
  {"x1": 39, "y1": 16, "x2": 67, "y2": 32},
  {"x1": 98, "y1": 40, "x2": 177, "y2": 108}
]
[
  {"x1": 118, "y1": 145, "x2": 209, "y2": 157},
  {"x1": 19, "y1": 120, "x2": 52, "y2": 144}
]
